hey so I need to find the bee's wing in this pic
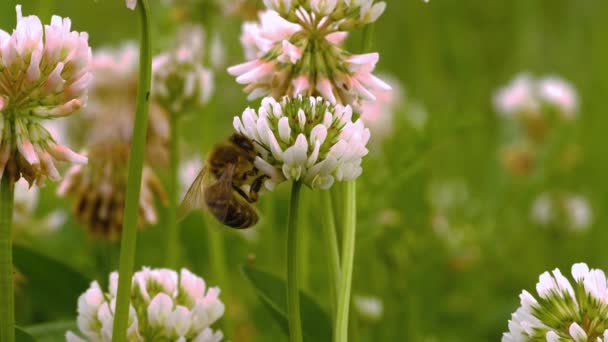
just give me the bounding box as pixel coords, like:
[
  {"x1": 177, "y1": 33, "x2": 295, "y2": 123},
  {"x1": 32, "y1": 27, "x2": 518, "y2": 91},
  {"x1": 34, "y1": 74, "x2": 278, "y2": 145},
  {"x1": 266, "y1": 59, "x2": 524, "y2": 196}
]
[{"x1": 178, "y1": 166, "x2": 215, "y2": 220}]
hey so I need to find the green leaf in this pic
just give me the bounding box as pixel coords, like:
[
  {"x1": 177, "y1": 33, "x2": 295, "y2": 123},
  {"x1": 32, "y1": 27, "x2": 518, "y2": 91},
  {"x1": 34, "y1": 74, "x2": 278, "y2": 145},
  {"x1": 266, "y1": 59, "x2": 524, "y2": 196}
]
[
  {"x1": 16, "y1": 326, "x2": 37, "y2": 342},
  {"x1": 242, "y1": 266, "x2": 332, "y2": 342},
  {"x1": 13, "y1": 244, "x2": 91, "y2": 317},
  {"x1": 25, "y1": 321, "x2": 77, "y2": 342}
]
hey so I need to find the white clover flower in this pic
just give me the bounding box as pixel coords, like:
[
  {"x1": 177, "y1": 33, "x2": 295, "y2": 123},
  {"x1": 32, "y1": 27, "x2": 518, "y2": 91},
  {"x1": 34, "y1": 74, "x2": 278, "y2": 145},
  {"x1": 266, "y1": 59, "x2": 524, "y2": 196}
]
[
  {"x1": 264, "y1": 0, "x2": 387, "y2": 27},
  {"x1": 353, "y1": 295, "x2": 383, "y2": 321},
  {"x1": 0, "y1": 5, "x2": 91, "y2": 185},
  {"x1": 153, "y1": 25, "x2": 214, "y2": 114},
  {"x1": 87, "y1": 43, "x2": 169, "y2": 167},
  {"x1": 67, "y1": 267, "x2": 224, "y2": 342},
  {"x1": 228, "y1": 4, "x2": 390, "y2": 110},
  {"x1": 503, "y1": 263, "x2": 608, "y2": 342},
  {"x1": 233, "y1": 96, "x2": 369, "y2": 190},
  {"x1": 530, "y1": 192, "x2": 593, "y2": 232},
  {"x1": 494, "y1": 73, "x2": 579, "y2": 120}
]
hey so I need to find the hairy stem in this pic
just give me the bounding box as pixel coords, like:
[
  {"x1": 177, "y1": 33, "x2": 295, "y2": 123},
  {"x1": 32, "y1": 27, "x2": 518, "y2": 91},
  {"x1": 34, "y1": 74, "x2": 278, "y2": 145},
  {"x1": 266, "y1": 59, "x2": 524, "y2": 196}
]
[
  {"x1": 111, "y1": 1, "x2": 152, "y2": 341},
  {"x1": 287, "y1": 181, "x2": 303, "y2": 342},
  {"x1": 335, "y1": 181, "x2": 357, "y2": 342},
  {"x1": 0, "y1": 175, "x2": 15, "y2": 342}
]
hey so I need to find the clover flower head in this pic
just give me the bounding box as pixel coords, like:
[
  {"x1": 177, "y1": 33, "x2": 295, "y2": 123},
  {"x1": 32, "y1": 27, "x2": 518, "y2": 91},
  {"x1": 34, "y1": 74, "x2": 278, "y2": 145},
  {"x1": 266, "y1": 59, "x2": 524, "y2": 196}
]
[
  {"x1": 494, "y1": 73, "x2": 579, "y2": 120},
  {"x1": 228, "y1": 3, "x2": 390, "y2": 110},
  {"x1": 359, "y1": 74, "x2": 404, "y2": 140},
  {"x1": 264, "y1": 0, "x2": 387, "y2": 27},
  {"x1": 87, "y1": 43, "x2": 169, "y2": 166},
  {"x1": 233, "y1": 95, "x2": 369, "y2": 190},
  {"x1": 153, "y1": 25, "x2": 214, "y2": 114},
  {"x1": 531, "y1": 192, "x2": 593, "y2": 232},
  {"x1": 58, "y1": 142, "x2": 167, "y2": 240},
  {"x1": 503, "y1": 263, "x2": 608, "y2": 342},
  {"x1": 67, "y1": 267, "x2": 224, "y2": 342},
  {"x1": 0, "y1": 5, "x2": 91, "y2": 185}
]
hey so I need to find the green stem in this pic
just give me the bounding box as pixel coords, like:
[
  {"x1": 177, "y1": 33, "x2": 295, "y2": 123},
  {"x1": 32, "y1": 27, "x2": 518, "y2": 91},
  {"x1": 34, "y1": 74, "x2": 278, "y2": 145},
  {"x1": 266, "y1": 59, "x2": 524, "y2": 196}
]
[
  {"x1": 299, "y1": 189, "x2": 310, "y2": 290},
  {"x1": 0, "y1": 175, "x2": 15, "y2": 342},
  {"x1": 321, "y1": 190, "x2": 340, "y2": 320},
  {"x1": 335, "y1": 180, "x2": 357, "y2": 342},
  {"x1": 206, "y1": 222, "x2": 232, "y2": 337},
  {"x1": 166, "y1": 114, "x2": 180, "y2": 268},
  {"x1": 287, "y1": 181, "x2": 303, "y2": 342},
  {"x1": 111, "y1": 1, "x2": 152, "y2": 341}
]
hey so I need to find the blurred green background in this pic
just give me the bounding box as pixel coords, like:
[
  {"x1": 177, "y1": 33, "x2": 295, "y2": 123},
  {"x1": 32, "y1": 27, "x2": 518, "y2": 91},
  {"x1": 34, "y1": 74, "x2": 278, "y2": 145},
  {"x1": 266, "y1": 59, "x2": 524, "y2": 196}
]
[{"x1": 3, "y1": 0, "x2": 608, "y2": 341}]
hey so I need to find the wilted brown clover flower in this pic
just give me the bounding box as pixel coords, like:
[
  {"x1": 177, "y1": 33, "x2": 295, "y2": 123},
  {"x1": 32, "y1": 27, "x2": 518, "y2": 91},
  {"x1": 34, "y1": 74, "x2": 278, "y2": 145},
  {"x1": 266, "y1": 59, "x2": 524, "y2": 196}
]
[
  {"x1": 58, "y1": 44, "x2": 169, "y2": 240},
  {"x1": 0, "y1": 5, "x2": 91, "y2": 185}
]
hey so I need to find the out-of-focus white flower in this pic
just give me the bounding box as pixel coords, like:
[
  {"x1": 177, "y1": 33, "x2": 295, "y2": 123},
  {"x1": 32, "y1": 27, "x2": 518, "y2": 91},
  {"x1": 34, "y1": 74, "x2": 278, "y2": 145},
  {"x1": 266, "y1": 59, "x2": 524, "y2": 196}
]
[
  {"x1": 530, "y1": 192, "x2": 593, "y2": 232},
  {"x1": 233, "y1": 96, "x2": 370, "y2": 190},
  {"x1": 264, "y1": 0, "x2": 387, "y2": 27},
  {"x1": 359, "y1": 75, "x2": 404, "y2": 140},
  {"x1": 13, "y1": 178, "x2": 38, "y2": 222},
  {"x1": 179, "y1": 156, "x2": 203, "y2": 198},
  {"x1": 354, "y1": 295, "x2": 383, "y2": 321},
  {"x1": 228, "y1": 5, "x2": 390, "y2": 111},
  {"x1": 538, "y1": 76, "x2": 578, "y2": 119},
  {"x1": 125, "y1": 0, "x2": 137, "y2": 10},
  {"x1": 0, "y1": 5, "x2": 91, "y2": 185},
  {"x1": 494, "y1": 73, "x2": 579, "y2": 120},
  {"x1": 67, "y1": 267, "x2": 224, "y2": 342},
  {"x1": 503, "y1": 263, "x2": 608, "y2": 341},
  {"x1": 153, "y1": 25, "x2": 215, "y2": 114},
  {"x1": 87, "y1": 43, "x2": 169, "y2": 166}
]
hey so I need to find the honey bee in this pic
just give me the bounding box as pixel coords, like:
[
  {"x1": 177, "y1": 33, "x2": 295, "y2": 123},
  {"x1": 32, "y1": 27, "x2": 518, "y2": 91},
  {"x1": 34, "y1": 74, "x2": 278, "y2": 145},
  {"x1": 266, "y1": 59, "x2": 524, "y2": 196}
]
[{"x1": 179, "y1": 133, "x2": 267, "y2": 229}]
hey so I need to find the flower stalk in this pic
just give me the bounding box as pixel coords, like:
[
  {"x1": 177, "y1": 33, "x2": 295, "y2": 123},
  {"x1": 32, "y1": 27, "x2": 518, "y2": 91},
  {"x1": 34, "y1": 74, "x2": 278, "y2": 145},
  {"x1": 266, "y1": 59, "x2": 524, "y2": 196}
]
[
  {"x1": 287, "y1": 181, "x2": 303, "y2": 342},
  {"x1": 335, "y1": 180, "x2": 357, "y2": 342},
  {"x1": 0, "y1": 173, "x2": 15, "y2": 342},
  {"x1": 111, "y1": 0, "x2": 152, "y2": 341},
  {"x1": 166, "y1": 114, "x2": 180, "y2": 268},
  {"x1": 321, "y1": 190, "x2": 340, "y2": 320}
]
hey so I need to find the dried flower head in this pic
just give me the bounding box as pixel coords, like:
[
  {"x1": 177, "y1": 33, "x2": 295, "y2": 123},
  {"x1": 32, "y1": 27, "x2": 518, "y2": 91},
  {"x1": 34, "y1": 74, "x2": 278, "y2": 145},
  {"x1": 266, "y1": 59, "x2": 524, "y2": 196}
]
[
  {"x1": 234, "y1": 95, "x2": 369, "y2": 190},
  {"x1": 228, "y1": 1, "x2": 390, "y2": 110},
  {"x1": 531, "y1": 192, "x2": 593, "y2": 232},
  {"x1": 66, "y1": 267, "x2": 224, "y2": 342},
  {"x1": 153, "y1": 25, "x2": 214, "y2": 114},
  {"x1": 503, "y1": 263, "x2": 608, "y2": 341},
  {"x1": 58, "y1": 142, "x2": 167, "y2": 240},
  {"x1": 0, "y1": 5, "x2": 91, "y2": 185}
]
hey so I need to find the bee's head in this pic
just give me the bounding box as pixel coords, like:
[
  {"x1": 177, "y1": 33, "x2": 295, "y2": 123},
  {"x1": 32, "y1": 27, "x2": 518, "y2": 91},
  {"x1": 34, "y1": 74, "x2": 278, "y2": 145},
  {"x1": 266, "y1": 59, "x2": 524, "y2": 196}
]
[{"x1": 229, "y1": 133, "x2": 255, "y2": 153}]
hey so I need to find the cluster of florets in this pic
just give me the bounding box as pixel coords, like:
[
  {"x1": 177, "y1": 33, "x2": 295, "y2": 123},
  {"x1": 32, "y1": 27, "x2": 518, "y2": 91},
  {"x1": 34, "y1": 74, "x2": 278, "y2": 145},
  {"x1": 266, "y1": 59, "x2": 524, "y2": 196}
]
[
  {"x1": 153, "y1": 25, "x2": 214, "y2": 114},
  {"x1": 234, "y1": 95, "x2": 369, "y2": 190},
  {"x1": 0, "y1": 5, "x2": 91, "y2": 185},
  {"x1": 531, "y1": 192, "x2": 593, "y2": 232},
  {"x1": 228, "y1": 0, "x2": 390, "y2": 111},
  {"x1": 67, "y1": 267, "x2": 224, "y2": 342},
  {"x1": 503, "y1": 263, "x2": 608, "y2": 342}
]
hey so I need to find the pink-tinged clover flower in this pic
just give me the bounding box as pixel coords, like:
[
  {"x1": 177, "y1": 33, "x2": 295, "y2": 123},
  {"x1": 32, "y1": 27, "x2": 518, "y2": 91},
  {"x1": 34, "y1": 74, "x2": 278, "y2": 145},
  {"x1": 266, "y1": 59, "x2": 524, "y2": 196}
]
[
  {"x1": 233, "y1": 96, "x2": 370, "y2": 190},
  {"x1": 66, "y1": 267, "x2": 224, "y2": 342},
  {"x1": 503, "y1": 263, "x2": 608, "y2": 342},
  {"x1": 228, "y1": 1, "x2": 390, "y2": 110},
  {"x1": 0, "y1": 5, "x2": 91, "y2": 185},
  {"x1": 494, "y1": 73, "x2": 579, "y2": 120}
]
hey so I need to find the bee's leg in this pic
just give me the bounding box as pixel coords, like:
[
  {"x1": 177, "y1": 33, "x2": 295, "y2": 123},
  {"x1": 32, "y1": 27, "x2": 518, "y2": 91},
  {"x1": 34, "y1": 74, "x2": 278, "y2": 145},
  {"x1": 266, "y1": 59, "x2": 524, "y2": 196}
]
[{"x1": 233, "y1": 175, "x2": 268, "y2": 203}]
